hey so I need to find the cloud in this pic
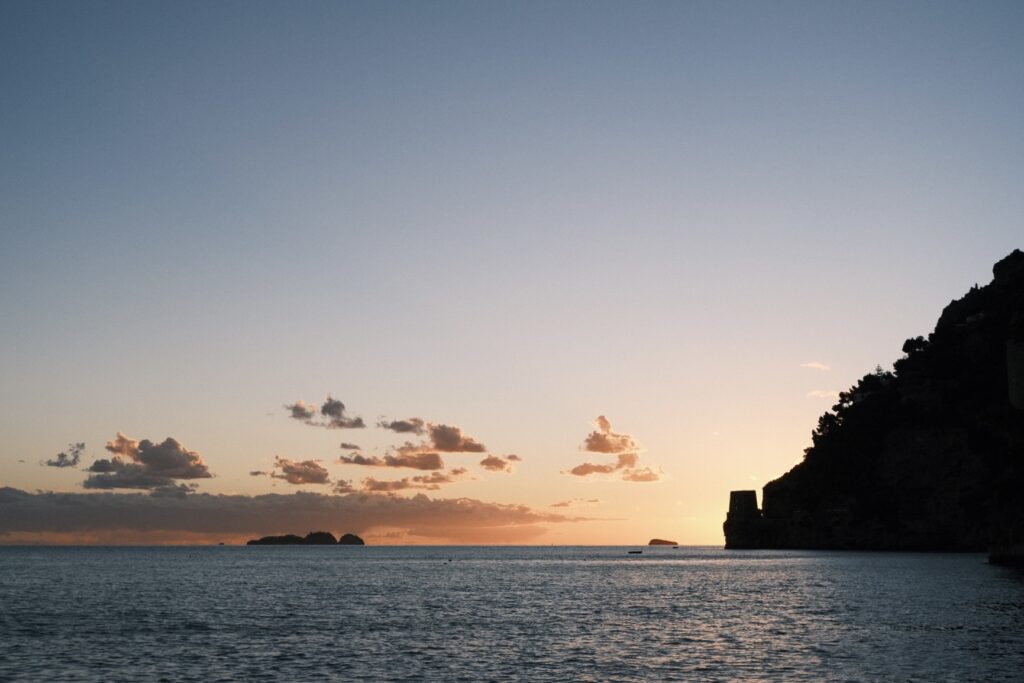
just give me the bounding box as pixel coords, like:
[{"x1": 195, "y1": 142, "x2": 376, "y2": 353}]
[
  {"x1": 615, "y1": 452, "x2": 639, "y2": 468},
  {"x1": 270, "y1": 456, "x2": 330, "y2": 485},
  {"x1": 549, "y1": 498, "x2": 600, "y2": 508},
  {"x1": 83, "y1": 462, "x2": 181, "y2": 491},
  {"x1": 338, "y1": 451, "x2": 444, "y2": 470},
  {"x1": 320, "y1": 397, "x2": 366, "y2": 429},
  {"x1": 427, "y1": 424, "x2": 487, "y2": 453},
  {"x1": 333, "y1": 480, "x2": 355, "y2": 494},
  {"x1": 362, "y1": 477, "x2": 420, "y2": 492},
  {"x1": 83, "y1": 434, "x2": 212, "y2": 490},
  {"x1": 621, "y1": 467, "x2": 661, "y2": 482},
  {"x1": 568, "y1": 461, "x2": 617, "y2": 476},
  {"x1": 249, "y1": 471, "x2": 267, "y2": 476},
  {"x1": 479, "y1": 455, "x2": 515, "y2": 472},
  {"x1": 370, "y1": 422, "x2": 488, "y2": 467},
  {"x1": 338, "y1": 442, "x2": 361, "y2": 451},
  {"x1": 0, "y1": 487, "x2": 587, "y2": 545},
  {"x1": 45, "y1": 442, "x2": 84, "y2": 468},
  {"x1": 362, "y1": 469, "x2": 468, "y2": 492},
  {"x1": 507, "y1": 454, "x2": 522, "y2": 462},
  {"x1": 800, "y1": 361, "x2": 832, "y2": 371},
  {"x1": 568, "y1": 419, "x2": 658, "y2": 482},
  {"x1": 285, "y1": 396, "x2": 365, "y2": 429},
  {"x1": 567, "y1": 452, "x2": 638, "y2": 477},
  {"x1": 582, "y1": 415, "x2": 639, "y2": 454},
  {"x1": 807, "y1": 390, "x2": 840, "y2": 399},
  {"x1": 104, "y1": 432, "x2": 138, "y2": 457},
  {"x1": 377, "y1": 418, "x2": 426, "y2": 435},
  {"x1": 285, "y1": 400, "x2": 316, "y2": 421}
]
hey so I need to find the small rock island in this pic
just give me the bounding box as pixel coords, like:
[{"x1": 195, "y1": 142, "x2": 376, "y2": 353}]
[
  {"x1": 247, "y1": 531, "x2": 365, "y2": 546},
  {"x1": 338, "y1": 533, "x2": 365, "y2": 545},
  {"x1": 724, "y1": 249, "x2": 1024, "y2": 565},
  {"x1": 648, "y1": 538, "x2": 678, "y2": 546}
]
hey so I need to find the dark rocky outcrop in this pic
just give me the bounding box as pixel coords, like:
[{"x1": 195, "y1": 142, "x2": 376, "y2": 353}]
[
  {"x1": 246, "y1": 531, "x2": 364, "y2": 545},
  {"x1": 339, "y1": 533, "x2": 365, "y2": 545},
  {"x1": 648, "y1": 538, "x2": 678, "y2": 546},
  {"x1": 724, "y1": 250, "x2": 1024, "y2": 564},
  {"x1": 303, "y1": 531, "x2": 338, "y2": 545},
  {"x1": 247, "y1": 534, "x2": 306, "y2": 545}
]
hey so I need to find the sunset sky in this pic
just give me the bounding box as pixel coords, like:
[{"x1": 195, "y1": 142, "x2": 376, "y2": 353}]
[{"x1": 2, "y1": 1, "x2": 1022, "y2": 544}]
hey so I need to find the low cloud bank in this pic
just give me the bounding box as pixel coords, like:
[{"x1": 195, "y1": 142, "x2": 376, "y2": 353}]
[{"x1": 0, "y1": 487, "x2": 584, "y2": 545}]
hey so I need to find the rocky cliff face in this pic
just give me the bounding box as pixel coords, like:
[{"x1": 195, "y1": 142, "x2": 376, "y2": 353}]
[{"x1": 724, "y1": 250, "x2": 1024, "y2": 563}]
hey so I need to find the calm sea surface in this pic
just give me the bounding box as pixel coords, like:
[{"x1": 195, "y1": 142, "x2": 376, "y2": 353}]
[{"x1": 1, "y1": 546, "x2": 1022, "y2": 681}]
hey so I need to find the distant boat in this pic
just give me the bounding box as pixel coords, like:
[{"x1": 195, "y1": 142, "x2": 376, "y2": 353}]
[{"x1": 627, "y1": 550, "x2": 643, "y2": 554}]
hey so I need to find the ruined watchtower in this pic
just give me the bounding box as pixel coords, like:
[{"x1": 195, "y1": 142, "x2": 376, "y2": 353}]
[{"x1": 723, "y1": 490, "x2": 766, "y2": 549}]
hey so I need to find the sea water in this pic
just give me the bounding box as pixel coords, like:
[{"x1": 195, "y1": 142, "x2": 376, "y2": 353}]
[{"x1": 1, "y1": 546, "x2": 1022, "y2": 681}]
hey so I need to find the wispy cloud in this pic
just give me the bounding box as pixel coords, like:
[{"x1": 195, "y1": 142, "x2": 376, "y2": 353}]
[
  {"x1": 549, "y1": 498, "x2": 600, "y2": 508},
  {"x1": 44, "y1": 442, "x2": 84, "y2": 468},
  {"x1": 806, "y1": 389, "x2": 839, "y2": 399},
  {"x1": 800, "y1": 361, "x2": 831, "y2": 371}
]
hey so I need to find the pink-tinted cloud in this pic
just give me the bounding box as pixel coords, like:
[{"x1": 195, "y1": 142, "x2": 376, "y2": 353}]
[
  {"x1": 568, "y1": 461, "x2": 617, "y2": 476},
  {"x1": 567, "y1": 452, "x2": 638, "y2": 477},
  {"x1": 582, "y1": 415, "x2": 639, "y2": 454},
  {"x1": 568, "y1": 418, "x2": 659, "y2": 482}
]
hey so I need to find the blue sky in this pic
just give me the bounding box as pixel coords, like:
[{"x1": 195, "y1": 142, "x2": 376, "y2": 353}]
[{"x1": 1, "y1": 1, "x2": 1022, "y2": 543}]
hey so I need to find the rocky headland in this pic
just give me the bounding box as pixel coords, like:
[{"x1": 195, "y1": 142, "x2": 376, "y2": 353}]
[{"x1": 724, "y1": 250, "x2": 1024, "y2": 565}]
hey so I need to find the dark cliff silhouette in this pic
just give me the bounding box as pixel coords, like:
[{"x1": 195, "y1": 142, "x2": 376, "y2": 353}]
[
  {"x1": 246, "y1": 531, "x2": 365, "y2": 545},
  {"x1": 724, "y1": 250, "x2": 1024, "y2": 564}
]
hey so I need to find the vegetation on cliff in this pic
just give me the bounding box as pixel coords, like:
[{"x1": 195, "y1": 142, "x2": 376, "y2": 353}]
[{"x1": 726, "y1": 250, "x2": 1024, "y2": 558}]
